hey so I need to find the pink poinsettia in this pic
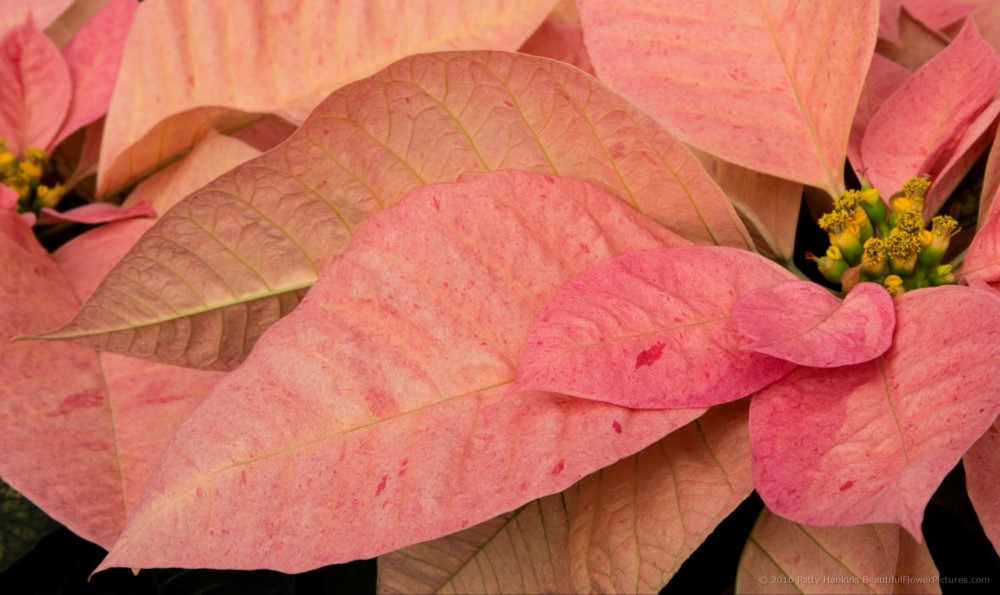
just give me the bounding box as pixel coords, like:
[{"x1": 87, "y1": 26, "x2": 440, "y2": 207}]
[{"x1": 514, "y1": 183, "x2": 1000, "y2": 539}]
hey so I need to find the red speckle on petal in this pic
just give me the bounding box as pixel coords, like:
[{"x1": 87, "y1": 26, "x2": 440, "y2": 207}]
[
  {"x1": 579, "y1": 243, "x2": 590, "y2": 254},
  {"x1": 608, "y1": 141, "x2": 626, "y2": 159},
  {"x1": 839, "y1": 480, "x2": 854, "y2": 491},
  {"x1": 635, "y1": 342, "x2": 666, "y2": 369},
  {"x1": 432, "y1": 196, "x2": 440, "y2": 211},
  {"x1": 45, "y1": 389, "x2": 104, "y2": 417},
  {"x1": 375, "y1": 474, "x2": 388, "y2": 497},
  {"x1": 504, "y1": 100, "x2": 513, "y2": 107},
  {"x1": 612, "y1": 421, "x2": 622, "y2": 434},
  {"x1": 552, "y1": 459, "x2": 565, "y2": 475}
]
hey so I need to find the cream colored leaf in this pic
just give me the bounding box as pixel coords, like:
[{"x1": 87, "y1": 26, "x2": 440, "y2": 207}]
[{"x1": 96, "y1": 0, "x2": 559, "y2": 195}]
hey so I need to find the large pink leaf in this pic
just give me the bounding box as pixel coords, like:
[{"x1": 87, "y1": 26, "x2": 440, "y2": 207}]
[
  {"x1": 733, "y1": 280, "x2": 896, "y2": 367},
  {"x1": 378, "y1": 400, "x2": 751, "y2": 593},
  {"x1": 565, "y1": 400, "x2": 752, "y2": 592},
  {"x1": 0, "y1": 134, "x2": 256, "y2": 546},
  {"x1": 96, "y1": 0, "x2": 560, "y2": 195},
  {"x1": 578, "y1": 0, "x2": 879, "y2": 196},
  {"x1": 751, "y1": 285, "x2": 1000, "y2": 538},
  {"x1": 95, "y1": 171, "x2": 706, "y2": 573},
  {"x1": 861, "y1": 20, "x2": 1000, "y2": 199},
  {"x1": 0, "y1": 211, "x2": 120, "y2": 546},
  {"x1": 736, "y1": 510, "x2": 940, "y2": 594},
  {"x1": 848, "y1": 54, "x2": 910, "y2": 177},
  {"x1": 51, "y1": 0, "x2": 136, "y2": 149},
  {"x1": 40, "y1": 50, "x2": 749, "y2": 370},
  {"x1": 697, "y1": 152, "x2": 803, "y2": 260},
  {"x1": 964, "y1": 417, "x2": 1000, "y2": 555},
  {"x1": 514, "y1": 247, "x2": 796, "y2": 409},
  {"x1": 0, "y1": 16, "x2": 72, "y2": 154},
  {"x1": 378, "y1": 494, "x2": 573, "y2": 594}
]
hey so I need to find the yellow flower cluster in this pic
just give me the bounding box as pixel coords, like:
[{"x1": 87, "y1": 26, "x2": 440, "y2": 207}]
[
  {"x1": 0, "y1": 137, "x2": 65, "y2": 212},
  {"x1": 810, "y1": 176, "x2": 959, "y2": 296}
]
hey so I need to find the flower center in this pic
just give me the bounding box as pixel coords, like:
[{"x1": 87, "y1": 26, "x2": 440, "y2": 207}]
[
  {"x1": 0, "y1": 137, "x2": 66, "y2": 214},
  {"x1": 809, "y1": 176, "x2": 959, "y2": 296}
]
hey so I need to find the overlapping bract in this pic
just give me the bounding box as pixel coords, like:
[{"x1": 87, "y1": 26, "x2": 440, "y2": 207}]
[{"x1": 38, "y1": 51, "x2": 749, "y2": 370}]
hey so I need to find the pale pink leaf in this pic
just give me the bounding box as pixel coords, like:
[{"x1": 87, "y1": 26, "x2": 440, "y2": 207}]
[
  {"x1": 875, "y1": 9, "x2": 949, "y2": 71},
  {"x1": 733, "y1": 280, "x2": 895, "y2": 367},
  {"x1": 578, "y1": 0, "x2": 879, "y2": 196},
  {"x1": 903, "y1": 0, "x2": 978, "y2": 33},
  {"x1": 961, "y1": 197, "x2": 1000, "y2": 285},
  {"x1": 736, "y1": 511, "x2": 940, "y2": 594},
  {"x1": 751, "y1": 285, "x2": 1000, "y2": 538},
  {"x1": 974, "y1": 1, "x2": 1000, "y2": 58},
  {"x1": 95, "y1": 171, "x2": 705, "y2": 573},
  {"x1": 38, "y1": 51, "x2": 749, "y2": 370},
  {"x1": 518, "y1": 0, "x2": 594, "y2": 75},
  {"x1": 44, "y1": 0, "x2": 112, "y2": 47},
  {"x1": 514, "y1": 247, "x2": 796, "y2": 409},
  {"x1": 51, "y1": 0, "x2": 137, "y2": 148},
  {"x1": 0, "y1": 211, "x2": 121, "y2": 546},
  {"x1": 0, "y1": 0, "x2": 72, "y2": 32},
  {"x1": 697, "y1": 152, "x2": 803, "y2": 260},
  {"x1": 97, "y1": 0, "x2": 560, "y2": 195},
  {"x1": 964, "y1": 417, "x2": 1000, "y2": 555},
  {"x1": 37, "y1": 200, "x2": 155, "y2": 226},
  {"x1": 121, "y1": 131, "x2": 262, "y2": 213},
  {"x1": 0, "y1": 183, "x2": 16, "y2": 210},
  {"x1": 923, "y1": 98, "x2": 1000, "y2": 217},
  {"x1": 565, "y1": 400, "x2": 752, "y2": 593},
  {"x1": 378, "y1": 494, "x2": 572, "y2": 594},
  {"x1": 0, "y1": 133, "x2": 263, "y2": 545},
  {"x1": 880, "y1": 0, "x2": 905, "y2": 46},
  {"x1": 862, "y1": 20, "x2": 1000, "y2": 197},
  {"x1": 849, "y1": 54, "x2": 910, "y2": 177},
  {"x1": 0, "y1": 17, "x2": 72, "y2": 154},
  {"x1": 978, "y1": 109, "x2": 1000, "y2": 224}
]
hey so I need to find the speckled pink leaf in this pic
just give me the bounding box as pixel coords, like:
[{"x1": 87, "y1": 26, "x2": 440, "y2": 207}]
[
  {"x1": 578, "y1": 0, "x2": 878, "y2": 196},
  {"x1": 95, "y1": 171, "x2": 705, "y2": 573},
  {"x1": 0, "y1": 135, "x2": 256, "y2": 546},
  {"x1": 0, "y1": 16, "x2": 72, "y2": 154},
  {"x1": 51, "y1": 0, "x2": 136, "y2": 148},
  {"x1": 733, "y1": 281, "x2": 895, "y2": 367},
  {"x1": 97, "y1": 0, "x2": 560, "y2": 195},
  {"x1": 697, "y1": 152, "x2": 803, "y2": 260},
  {"x1": 751, "y1": 285, "x2": 1000, "y2": 538},
  {"x1": 514, "y1": 247, "x2": 796, "y2": 409},
  {"x1": 378, "y1": 494, "x2": 572, "y2": 594},
  {"x1": 37, "y1": 200, "x2": 154, "y2": 226},
  {"x1": 39, "y1": 51, "x2": 748, "y2": 370},
  {"x1": 862, "y1": 20, "x2": 1000, "y2": 198},
  {"x1": 964, "y1": 418, "x2": 1000, "y2": 555},
  {"x1": 849, "y1": 54, "x2": 910, "y2": 177},
  {"x1": 565, "y1": 400, "x2": 752, "y2": 592},
  {"x1": 736, "y1": 510, "x2": 940, "y2": 594}
]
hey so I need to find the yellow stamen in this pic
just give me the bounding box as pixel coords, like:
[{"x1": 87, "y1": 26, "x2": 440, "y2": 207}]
[
  {"x1": 895, "y1": 209, "x2": 924, "y2": 234},
  {"x1": 18, "y1": 160, "x2": 42, "y2": 181},
  {"x1": 818, "y1": 209, "x2": 851, "y2": 233},
  {"x1": 884, "y1": 275, "x2": 905, "y2": 297},
  {"x1": 902, "y1": 175, "x2": 931, "y2": 200},
  {"x1": 930, "y1": 215, "x2": 960, "y2": 239},
  {"x1": 0, "y1": 151, "x2": 15, "y2": 167}
]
